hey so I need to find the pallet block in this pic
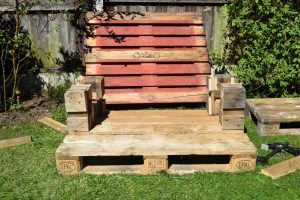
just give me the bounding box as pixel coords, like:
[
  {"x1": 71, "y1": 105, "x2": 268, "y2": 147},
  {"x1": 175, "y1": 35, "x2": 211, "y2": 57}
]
[{"x1": 65, "y1": 85, "x2": 92, "y2": 113}]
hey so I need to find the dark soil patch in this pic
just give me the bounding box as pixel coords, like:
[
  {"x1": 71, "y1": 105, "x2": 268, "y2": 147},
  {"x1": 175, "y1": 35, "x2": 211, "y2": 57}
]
[{"x1": 0, "y1": 96, "x2": 56, "y2": 125}]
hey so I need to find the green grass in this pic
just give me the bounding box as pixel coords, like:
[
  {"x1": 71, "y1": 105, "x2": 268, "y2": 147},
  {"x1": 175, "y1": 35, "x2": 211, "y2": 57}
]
[{"x1": 1, "y1": 119, "x2": 300, "y2": 199}]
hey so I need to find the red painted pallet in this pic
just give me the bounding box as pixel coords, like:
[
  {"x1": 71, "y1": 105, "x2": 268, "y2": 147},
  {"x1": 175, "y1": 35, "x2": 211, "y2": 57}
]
[{"x1": 85, "y1": 12, "x2": 210, "y2": 104}]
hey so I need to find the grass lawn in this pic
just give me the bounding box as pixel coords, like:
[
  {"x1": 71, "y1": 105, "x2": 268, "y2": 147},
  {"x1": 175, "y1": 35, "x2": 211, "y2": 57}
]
[{"x1": 1, "y1": 118, "x2": 300, "y2": 199}]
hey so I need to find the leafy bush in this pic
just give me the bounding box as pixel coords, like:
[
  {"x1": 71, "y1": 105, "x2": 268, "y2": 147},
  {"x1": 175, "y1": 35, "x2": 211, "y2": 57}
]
[
  {"x1": 225, "y1": 0, "x2": 300, "y2": 97},
  {"x1": 47, "y1": 82, "x2": 71, "y2": 104}
]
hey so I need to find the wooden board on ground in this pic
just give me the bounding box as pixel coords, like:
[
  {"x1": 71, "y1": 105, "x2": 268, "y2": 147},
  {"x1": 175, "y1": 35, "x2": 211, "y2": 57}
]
[
  {"x1": 38, "y1": 117, "x2": 67, "y2": 133},
  {"x1": 0, "y1": 136, "x2": 32, "y2": 149},
  {"x1": 261, "y1": 156, "x2": 300, "y2": 179},
  {"x1": 246, "y1": 98, "x2": 300, "y2": 135}
]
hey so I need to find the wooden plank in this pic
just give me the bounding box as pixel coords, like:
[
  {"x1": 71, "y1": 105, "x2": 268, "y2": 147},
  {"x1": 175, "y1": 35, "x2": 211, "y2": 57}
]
[
  {"x1": 85, "y1": 48, "x2": 209, "y2": 63},
  {"x1": 81, "y1": 165, "x2": 144, "y2": 175},
  {"x1": 104, "y1": 91, "x2": 206, "y2": 104},
  {"x1": 105, "y1": 87, "x2": 207, "y2": 94},
  {"x1": 261, "y1": 156, "x2": 300, "y2": 179},
  {"x1": 57, "y1": 134, "x2": 256, "y2": 156},
  {"x1": 93, "y1": 25, "x2": 205, "y2": 36},
  {"x1": 247, "y1": 98, "x2": 300, "y2": 105},
  {"x1": 0, "y1": 136, "x2": 32, "y2": 149},
  {"x1": 86, "y1": 63, "x2": 211, "y2": 75},
  {"x1": 104, "y1": 75, "x2": 206, "y2": 87},
  {"x1": 106, "y1": 109, "x2": 213, "y2": 118},
  {"x1": 88, "y1": 124, "x2": 244, "y2": 135},
  {"x1": 87, "y1": 12, "x2": 203, "y2": 25},
  {"x1": 38, "y1": 117, "x2": 67, "y2": 133},
  {"x1": 168, "y1": 164, "x2": 231, "y2": 174},
  {"x1": 257, "y1": 111, "x2": 300, "y2": 124},
  {"x1": 86, "y1": 36, "x2": 207, "y2": 47},
  {"x1": 104, "y1": 0, "x2": 228, "y2": 4}
]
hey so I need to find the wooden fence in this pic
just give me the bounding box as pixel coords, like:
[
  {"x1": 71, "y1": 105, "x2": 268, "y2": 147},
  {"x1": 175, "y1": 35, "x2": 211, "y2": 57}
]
[{"x1": 0, "y1": 0, "x2": 227, "y2": 70}]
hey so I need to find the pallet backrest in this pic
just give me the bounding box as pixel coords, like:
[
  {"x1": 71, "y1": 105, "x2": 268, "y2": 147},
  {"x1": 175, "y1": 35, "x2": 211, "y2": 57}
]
[{"x1": 85, "y1": 12, "x2": 210, "y2": 104}]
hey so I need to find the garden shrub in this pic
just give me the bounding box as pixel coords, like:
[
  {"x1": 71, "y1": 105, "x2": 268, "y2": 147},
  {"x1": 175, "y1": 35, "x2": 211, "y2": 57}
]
[
  {"x1": 225, "y1": 0, "x2": 300, "y2": 97},
  {"x1": 47, "y1": 82, "x2": 71, "y2": 104}
]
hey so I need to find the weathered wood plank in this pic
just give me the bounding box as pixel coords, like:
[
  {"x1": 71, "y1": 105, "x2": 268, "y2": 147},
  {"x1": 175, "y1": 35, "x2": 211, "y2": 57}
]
[
  {"x1": 0, "y1": 136, "x2": 32, "y2": 149},
  {"x1": 86, "y1": 63, "x2": 210, "y2": 75},
  {"x1": 86, "y1": 36, "x2": 207, "y2": 47},
  {"x1": 57, "y1": 134, "x2": 256, "y2": 157},
  {"x1": 104, "y1": 91, "x2": 206, "y2": 104},
  {"x1": 257, "y1": 111, "x2": 300, "y2": 124},
  {"x1": 38, "y1": 117, "x2": 67, "y2": 133},
  {"x1": 261, "y1": 156, "x2": 300, "y2": 179},
  {"x1": 87, "y1": 12, "x2": 203, "y2": 25},
  {"x1": 85, "y1": 48, "x2": 208, "y2": 63}
]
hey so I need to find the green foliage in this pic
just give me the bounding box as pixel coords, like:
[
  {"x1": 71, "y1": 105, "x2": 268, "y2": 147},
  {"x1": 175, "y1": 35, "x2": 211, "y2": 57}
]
[
  {"x1": 47, "y1": 82, "x2": 71, "y2": 104},
  {"x1": 225, "y1": 0, "x2": 300, "y2": 97},
  {"x1": 51, "y1": 104, "x2": 67, "y2": 124}
]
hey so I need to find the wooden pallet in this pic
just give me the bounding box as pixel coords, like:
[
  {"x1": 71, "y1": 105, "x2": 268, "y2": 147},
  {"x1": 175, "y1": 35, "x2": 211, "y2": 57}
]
[
  {"x1": 246, "y1": 98, "x2": 300, "y2": 135},
  {"x1": 85, "y1": 12, "x2": 210, "y2": 104},
  {"x1": 56, "y1": 134, "x2": 256, "y2": 175},
  {"x1": 56, "y1": 110, "x2": 256, "y2": 175}
]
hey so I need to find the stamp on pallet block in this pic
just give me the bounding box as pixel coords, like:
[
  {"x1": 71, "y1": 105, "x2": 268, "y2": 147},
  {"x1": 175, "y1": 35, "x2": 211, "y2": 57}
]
[
  {"x1": 230, "y1": 155, "x2": 256, "y2": 171},
  {"x1": 144, "y1": 156, "x2": 168, "y2": 173},
  {"x1": 56, "y1": 160, "x2": 82, "y2": 175}
]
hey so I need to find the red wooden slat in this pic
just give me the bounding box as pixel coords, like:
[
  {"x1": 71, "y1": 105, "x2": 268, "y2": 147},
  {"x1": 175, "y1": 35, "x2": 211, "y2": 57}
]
[
  {"x1": 94, "y1": 25, "x2": 205, "y2": 36},
  {"x1": 105, "y1": 87, "x2": 207, "y2": 94},
  {"x1": 86, "y1": 63, "x2": 211, "y2": 75},
  {"x1": 104, "y1": 75, "x2": 206, "y2": 87},
  {"x1": 87, "y1": 36, "x2": 206, "y2": 47}
]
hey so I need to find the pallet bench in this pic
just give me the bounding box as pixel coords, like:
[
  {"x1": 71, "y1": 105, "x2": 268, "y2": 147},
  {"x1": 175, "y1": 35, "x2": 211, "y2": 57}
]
[
  {"x1": 246, "y1": 98, "x2": 300, "y2": 135},
  {"x1": 55, "y1": 12, "x2": 257, "y2": 175}
]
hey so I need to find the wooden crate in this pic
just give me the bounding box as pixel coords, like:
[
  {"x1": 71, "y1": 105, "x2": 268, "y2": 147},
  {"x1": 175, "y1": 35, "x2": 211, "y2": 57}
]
[
  {"x1": 246, "y1": 98, "x2": 300, "y2": 135},
  {"x1": 85, "y1": 12, "x2": 210, "y2": 104},
  {"x1": 56, "y1": 110, "x2": 256, "y2": 175}
]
